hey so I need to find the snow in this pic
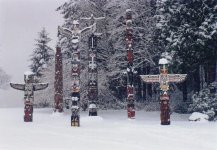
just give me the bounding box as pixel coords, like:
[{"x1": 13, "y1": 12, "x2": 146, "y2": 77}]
[
  {"x1": 73, "y1": 20, "x2": 79, "y2": 25},
  {"x1": 159, "y1": 58, "x2": 169, "y2": 65},
  {"x1": 24, "y1": 71, "x2": 34, "y2": 76},
  {"x1": 71, "y1": 106, "x2": 79, "y2": 109},
  {"x1": 126, "y1": 9, "x2": 132, "y2": 12},
  {"x1": 71, "y1": 38, "x2": 79, "y2": 43},
  {"x1": 189, "y1": 112, "x2": 209, "y2": 122},
  {"x1": 0, "y1": 108, "x2": 216, "y2": 150},
  {"x1": 89, "y1": 104, "x2": 97, "y2": 109}
]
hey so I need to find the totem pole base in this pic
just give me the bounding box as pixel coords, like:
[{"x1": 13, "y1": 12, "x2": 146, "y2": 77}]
[
  {"x1": 24, "y1": 115, "x2": 33, "y2": 122},
  {"x1": 160, "y1": 98, "x2": 170, "y2": 125},
  {"x1": 54, "y1": 94, "x2": 63, "y2": 113},
  {"x1": 89, "y1": 111, "x2": 97, "y2": 116},
  {"x1": 127, "y1": 110, "x2": 135, "y2": 119},
  {"x1": 160, "y1": 111, "x2": 170, "y2": 125},
  {"x1": 71, "y1": 115, "x2": 80, "y2": 127},
  {"x1": 161, "y1": 121, "x2": 170, "y2": 125},
  {"x1": 89, "y1": 107, "x2": 97, "y2": 116},
  {"x1": 53, "y1": 109, "x2": 63, "y2": 113},
  {"x1": 24, "y1": 105, "x2": 33, "y2": 122},
  {"x1": 54, "y1": 105, "x2": 63, "y2": 113}
]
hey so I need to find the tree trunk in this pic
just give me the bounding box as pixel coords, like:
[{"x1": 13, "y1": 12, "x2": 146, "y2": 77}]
[
  {"x1": 215, "y1": 60, "x2": 217, "y2": 93},
  {"x1": 193, "y1": 67, "x2": 200, "y2": 92},
  {"x1": 199, "y1": 65, "x2": 205, "y2": 90},
  {"x1": 182, "y1": 80, "x2": 187, "y2": 102}
]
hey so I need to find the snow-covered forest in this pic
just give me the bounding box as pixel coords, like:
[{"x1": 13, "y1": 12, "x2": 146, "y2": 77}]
[
  {"x1": 28, "y1": 0, "x2": 217, "y2": 119},
  {"x1": 1, "y1": 0, "x2": 217, "y2": 149}
]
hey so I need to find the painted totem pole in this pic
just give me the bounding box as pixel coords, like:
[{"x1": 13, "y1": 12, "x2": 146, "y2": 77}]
[
  {"x1": 88, "y1": 34, "x2": 98, "y2": 116},
  {"x1": 140, "y1": 58, "x2": 187, "y2": 125},
  {"x1": 58, "y1": 20, "x2": 96, "y2": 126},
  {"x1": 10, "y1": 71, "x2": 48, "y2": 122},
  {"x1": 54, "y1": 44, "x2": 63, "y2": 113},
  {"x1": 126, "y1": 9, "x2": 135, "y2": 119},
  {"x1": 81, "y1": 14, "x2": 105, "y2": 116}
]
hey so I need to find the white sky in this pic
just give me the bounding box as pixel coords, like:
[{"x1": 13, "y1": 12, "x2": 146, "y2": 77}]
[{"x1": 0, "y1": 0, "x2": 65, "y2": 107}]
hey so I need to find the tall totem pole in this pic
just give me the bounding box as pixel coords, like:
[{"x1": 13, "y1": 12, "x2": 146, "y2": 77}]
[
  {"x1": 10, "y1": 71, "x2": 48, "y2": 122},
  {"x1": 54, "y1": 43, "x2": 63, "y2": 113},
  {"x1": 140, "y1": 58, "x2": 187, "y2": 125},
  {"x1": 81, "y1": 14, "x2": 105, "y2": 116},
  {"x1": 126, "y1": 9, "x2": 135, "y2": 119},
  {"x1": 58, "y1": 20, "x2": 96, "y2": 126}
]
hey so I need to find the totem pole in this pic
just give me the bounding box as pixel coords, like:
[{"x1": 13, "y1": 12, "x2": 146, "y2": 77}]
[
  {"x1": 10, "y1": 71, "x2": 48, "y2": 122},
  {"x1": 81, "y1": 14, "x2": 105, "y2": 116},
  {"x1": 140, "y1": 58, "x2": 187, "y2": 125},
  {"x1": 87, "y1": 34, "x2": 98, "y2": 116},
  {"x1": 126, "y1": 9, "x2": 135, "y2": 119},
  {"x1": 58, "y1": 20, "x2": 96, "y2": 126},
  {"x1": 54, "y1": 43, "x2": 63, "y2": 113}
]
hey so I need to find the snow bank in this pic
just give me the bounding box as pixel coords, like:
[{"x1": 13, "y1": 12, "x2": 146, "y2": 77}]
[{"x1": 189, "y1": 112, "x2": 209, "y2": 122}]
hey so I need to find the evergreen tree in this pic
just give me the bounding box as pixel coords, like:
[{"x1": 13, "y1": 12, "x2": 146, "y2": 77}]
[
  {"x1": 155, "y1": 0, "x2": 217, "y2": 101},
  {"x1": 30, "y1": 28, "x2": 54, "y2": 77},
  {"x1": 188, "y1": 84, "x2": 217, "y2": 121},
  {"x1": 156, "y1": 0, "x2": 217, "y2": 74},
  {"x1": 34, "y1": 60, "x2": 55, "y2": 108},
  {"x1": 0, "y1": 68, "x2": 10, "y2": 89}
]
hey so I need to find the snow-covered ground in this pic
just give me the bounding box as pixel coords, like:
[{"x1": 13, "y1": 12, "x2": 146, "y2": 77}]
[{"x1": 0, "y1": 108, "x2": 216, "y2": 150}]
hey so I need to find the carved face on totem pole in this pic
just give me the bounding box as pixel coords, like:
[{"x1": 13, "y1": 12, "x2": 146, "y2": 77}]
[
  {"x1": 24, "y1": 71, "x2": 35, "y2": 83},
  {"x1": 70, "y1": 20, "x2": 80, "y2": 44},
  {"x1": 71, "y1": 80, "x2": 80, "y2": 93},
  {"x1": 72, "y1": 64, "x2": 80, "y2": 76},
  {"x1": 72, "y1": 20, "x2": 79, "y2": 31},
  {"x1": 159, "y1": 58, "x2": 170, "y2": 92},
  {"x1": 72, "y1": 53, "x2": 79, "y2": 61}
]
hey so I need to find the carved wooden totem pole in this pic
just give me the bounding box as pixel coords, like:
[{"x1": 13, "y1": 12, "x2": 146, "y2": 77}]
[
  {"x1": 81, "y1": 14, "x2": 105, "y2": 116},
  {"x1": 88, "y1": 34, "x2": 98, "y2": 116},
  {"x1": 54, "y1": 44, "x2": 63, "y2": 113},
  {"x1": 10, "y1": 71, "x2": 48, "y2": 122},
  {"x1": 126, "y1": 9, "x2": 135, "y2": 119},
  {"x1": 140, "y1": 58, "x2": 187, "y2": 125},
  {"x1": 58, "y1": 20, "x2": 96, "y2": 126}
]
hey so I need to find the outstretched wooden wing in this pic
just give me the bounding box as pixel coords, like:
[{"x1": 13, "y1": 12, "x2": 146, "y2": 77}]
[
  {"x1": 140, "y1": 75, "x2": 160, "y2": 83},
  {"x1": 81, "y1": 23, "x2": 96, "y2": 39},
  {"x1": 58, "y1": 26, "x2": 72, "y2": 39},
  {"x1": 33, "y1": 83, "x2": 48, "y2": 91},
  {"x1": 10, "y1": 83, "x2": 25, "y2": 91},
  {"x1": 168, "y1": 74, "x2": 187, "y2": 83}
]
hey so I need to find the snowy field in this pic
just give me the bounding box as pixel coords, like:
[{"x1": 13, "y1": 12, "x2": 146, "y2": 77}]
[{"x1": 0, "y1": 108, "x2": 216, "y2": 150}]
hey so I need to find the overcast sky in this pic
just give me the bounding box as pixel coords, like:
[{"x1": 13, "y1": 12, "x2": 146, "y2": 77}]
[{"x1": 0, "y1": 0, "x2": 65, "y2": 107}]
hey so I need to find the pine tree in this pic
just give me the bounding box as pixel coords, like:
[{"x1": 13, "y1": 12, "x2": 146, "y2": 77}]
[
  {"x1": 30, "y1": 28, "x2": 54, "y2": 77},
  {"x1": 34, "y1": 60, "x2": 55, "y2": 108},
  {"x1": 156, "y1": 0, "x2": 217, "y2": 73},
  {"x1": 0, "y1": 68, "x2": 10, "y2": 89},
  {"x1": 155, "y1": 0, "x2": 217, "y2": 101},
  {"x1": 188, "y1": 85, "x2": 217, "y2": 121}
]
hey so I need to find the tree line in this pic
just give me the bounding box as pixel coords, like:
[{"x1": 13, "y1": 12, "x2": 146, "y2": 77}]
[{"x1": 30, "y1": 0, "x2": 217, "y2": 117}]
